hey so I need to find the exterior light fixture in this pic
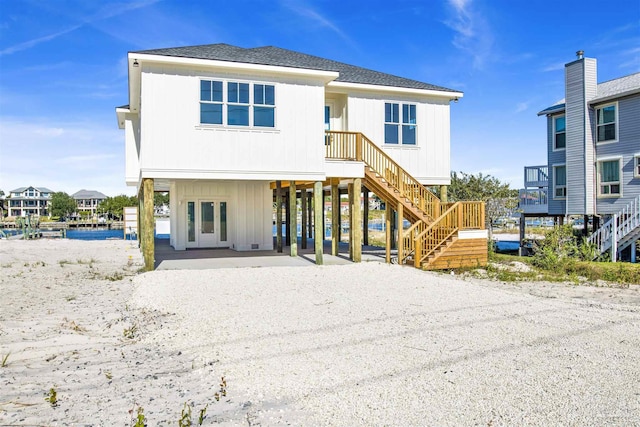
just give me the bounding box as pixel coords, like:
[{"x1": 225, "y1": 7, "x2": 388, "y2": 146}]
[{"x1": 133, "y1": 59, "x2": 139, "y2": 67}]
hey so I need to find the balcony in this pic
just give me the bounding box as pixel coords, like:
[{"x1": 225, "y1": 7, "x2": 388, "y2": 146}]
[
  {"x1": 524, "y1": 165, "x2": 548, "y2": 188},
  {"x1": 520, "y1": 165, "x2": 549, "y2": 215}
]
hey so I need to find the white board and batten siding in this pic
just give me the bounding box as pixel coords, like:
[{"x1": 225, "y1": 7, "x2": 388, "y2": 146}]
[
  {"x1": 564, "y1": 57, "x2": 597, "y2": 216},
  {"x1": 345, "y1": 93, "x2": 451, "y2": 185},
  {"x1": 169, "y1": 180, "x2": 272, "y2": 251},
  {"x1": 139, "y1": 63, "x2": 327, "y2": 182}
]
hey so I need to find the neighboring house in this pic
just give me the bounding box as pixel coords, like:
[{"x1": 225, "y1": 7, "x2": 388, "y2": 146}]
[
  {"x1": 524, "y1": 51, "x2": 640, "y2": 261},
  {"x1": 7, "y1": 186, "x2": 53, "y2": 217},
  {"x1": 72, "y1": 189, "x2": 108, "y2": 216},
  {"x1": 117, "y1": 43, "x2": 487, "y2": 270}
]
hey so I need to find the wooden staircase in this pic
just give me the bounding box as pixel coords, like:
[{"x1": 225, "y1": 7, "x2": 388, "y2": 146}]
[
  {"x1": 325, "y1": 131, "x2": 486, "y2": 270},
  {"x1": 588, "y1": 195, "x2": 640, "y2": 261}
]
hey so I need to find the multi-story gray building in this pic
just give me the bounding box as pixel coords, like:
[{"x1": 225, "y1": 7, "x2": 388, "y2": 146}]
[
  {"x1": 72, "y1": 189, "x2": 108, "y2": 216},
  {"x1": 522, "y1": 51, "x2": 639, "y2": 261}
]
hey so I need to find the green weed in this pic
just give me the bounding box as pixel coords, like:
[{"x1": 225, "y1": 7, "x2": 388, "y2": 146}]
[
  {"x1": 123, "y1": 324, "x2": 138, "y2": 339},
  {"x1": 45, "y1": 387, "x2": 58, "y2": 407},
  {"x1": 1, "y1": 352, "x2": 10, "y2": 368}
]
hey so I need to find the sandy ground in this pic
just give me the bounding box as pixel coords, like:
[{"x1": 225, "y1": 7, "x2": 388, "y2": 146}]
[{"x1": 1, "y1": 240, "x2": 639, "y2": 426}]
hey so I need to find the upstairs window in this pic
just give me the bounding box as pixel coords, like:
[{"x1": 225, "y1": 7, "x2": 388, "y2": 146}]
[
  {"x1": 554, "y1": 115, "x2": 566, "y2": 150},
  {"x1": 384, "y1": 103, "x2": 399, "y2": 144},
  {"x1": 402, "y1": 104, "x2": 417, "y2": 145},
  {"x1": 200, "y1": 80, "x2": 223, "y2": 124},
  {"x1": 554, "y1": 165, "x2": 566, "y2": 198},
  {"x1": 596, "y1": 103, "x2": 617, "y2": 143},
  {"x1": 635, "y1": 155, "x2": 640, "y2": 178},
  {"x1": 598, "y1": 159, "x2": 621, "y2": 196},
  {"x1": 385, "y1": 102, "x2": 417, "y2": 145},
  {"x1": 199, "y1": 79, "x2": 275, "y2": 128},
  {"x1": 253, "y1": 84, "x2": 275, "y2": 127},
  {"x1": 227, "y1": 82, "x2": 250, "y2": 126}
]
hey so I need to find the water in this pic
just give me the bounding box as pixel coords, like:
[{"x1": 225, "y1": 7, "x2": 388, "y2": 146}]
[
  {"x1": 1, "y1": 228, "x2": 137, "y2": 241},
  {"x1": 65, "y1": 229, "x2": 127, "y2": 240}
]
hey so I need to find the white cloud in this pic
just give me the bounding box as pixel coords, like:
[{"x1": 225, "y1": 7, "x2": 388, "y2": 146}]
[
  {"x1": 0, "y1": 0, "x2": 161, "y2": 56},
  {"x1": 443, "y1": 0, "x2": 493, "y2": 70},
  {"x1": 542, "y1": 62, "x2": 565, "y2": 72},
  {"x1": 0, "y1": 118, "x2": 130, "y2": 196},
  {"x1": 0, "y1": 24, "x2": 82, "y2": 56},
  {"x1": 515, "y1": 102, "x2": 529, "y2": 114},
  {"x1": 279, "y1": 0, "x2": 358, "y2": 49},
  {"x1": 56, "y1": 154, "x2": 117, "y2": 165}
]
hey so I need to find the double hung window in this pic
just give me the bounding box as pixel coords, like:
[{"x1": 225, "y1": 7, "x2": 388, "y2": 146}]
[
  {"x1": 635, "y1": 155, "x2": 640, "y2": 178},
  {"x1": 227, "y1": 82, "x2": 249, "y2": 126},
  {"x1": 199, "y1": 79, "x2": 275, "y2": 128},
  {"x1": 598, "y1": 159, "x2": 621, "y2": 196},
  {"x1": 200, "y1": 80, "x2": 223, "y2": 125},
  {"x1": 554, "y1": 165, "x2": 566, "y2": 198},
  {"x1": 596, "y1": 103, "x2": 617, "y2": 143},
  {"x1": 385, "y1": 103, "x2": 416, "y2": 145},
  {"x1": 253, "y1": 84, "x2": 275, "y2": 127},
  {"x1": 554, "y1": 115, "x2": 565, "y2": 150}
]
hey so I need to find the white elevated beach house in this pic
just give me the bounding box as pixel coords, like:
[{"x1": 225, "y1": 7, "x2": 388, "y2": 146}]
[
  {"x1": 522, "y1": 51, "x2": 640, "y2": 261},
  {"x1": 7, "y1": 186, "x2": 53, "y2": 217},
  {"x1": 116, "y1": 44, "x2": 486, "y2": 270}
]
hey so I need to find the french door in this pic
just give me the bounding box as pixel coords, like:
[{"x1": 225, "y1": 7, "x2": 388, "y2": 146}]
[{"x1": 186, "y1": 200, "x2": 228, "y2": 248}]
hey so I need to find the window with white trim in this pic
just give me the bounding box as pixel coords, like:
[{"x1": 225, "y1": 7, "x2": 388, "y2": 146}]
[
  {"x1": 253, "y1": 84, "x2": 275, "y2": 127},
  {"x1": 200, "y1": 80, "x2": 223, "y2": 124},
  {"x1": 635, "y1": 155, "x2": 640, "y2": 178},
  {"x1": 597, "y1": 159, "x2": 621, "y2": 196},
  {"x1": 553, "y1": 115, "x2": 565, "y2": 150},
  {"x1": 199, "y1": 79, "x2": 275, "y2": 128},
  {"x1": 553, "y1": 165, "x2": 566, "y2": 198},
  {"x1": 227, "y1": 82, "x2": 249, "y2": 126},
  {"x1": 596, "y1": 103, "x2": 617, "y2": 143},
  {"x1": 384, "y1": 102, "x2": 416, "y2": 145}
]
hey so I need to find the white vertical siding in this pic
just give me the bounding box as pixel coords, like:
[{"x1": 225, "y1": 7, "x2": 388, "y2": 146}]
[
  {"x1": 139, "y1": 65, "x2": 327, "y2": 181},
  {"x1": 171, "y1": 180, "x2": 272, "y2": 251},
  {"x1": 345, "y1": 93, "x2": 451, "y2": 185},
  {"x1": 124, "y1": 117, "x2": 140, "y2": 185}
]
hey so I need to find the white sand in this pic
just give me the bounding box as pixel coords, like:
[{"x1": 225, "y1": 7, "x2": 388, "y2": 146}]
[{"x1": 1, "y1": 240, "x2": 639, "y2": 426}]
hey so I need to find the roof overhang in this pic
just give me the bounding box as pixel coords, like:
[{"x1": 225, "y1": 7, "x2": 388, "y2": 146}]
[
  {"x1": 129, "y1": 52, "x2": 340, "y2": 82},
  {"x1": 115, "y1": 106, "x2": 131, "y2": 129},
  {"x1": 124, "y1": 53, "x2": 341, "y2": 115},
  {"x1": 327, "y1": 81, "x2": 463, "y2": 100},
  {"x1": 537, "y1": 105, "x2": 565, "y2": 116}
]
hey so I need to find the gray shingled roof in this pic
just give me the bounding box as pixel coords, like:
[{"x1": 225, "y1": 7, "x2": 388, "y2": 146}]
[
  {"x1": 538, "y1": 71, "x2": 640, "y2": 115},
  {"x1": 133, "y1": 43, "x2": 459, "y2": 93},
  {"x1": 72, "y1": 189, "x2": 107, "y2": 199},
  {"x1": 592, "y1": 72, "x2": 640, "y2": 102},
  {"x1": 10, "y1": 186, "x2": 53, "y2": 193}
]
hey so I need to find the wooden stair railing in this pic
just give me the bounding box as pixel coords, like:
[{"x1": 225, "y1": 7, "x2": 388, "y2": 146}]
[
  {"x1": 326, "y1": 131, "x2": 441, "y2": 221},
  {"x1": 413, "y1": 201, "x2": 484, "y2": 268},
  {"x1": 325, "y1": 130, "x2": 485, "y2": 269}
]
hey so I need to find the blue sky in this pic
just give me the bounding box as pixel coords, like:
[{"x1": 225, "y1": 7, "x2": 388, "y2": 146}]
[{"x1": 0, "y1": 0, "x2": 638, "y2": 197}]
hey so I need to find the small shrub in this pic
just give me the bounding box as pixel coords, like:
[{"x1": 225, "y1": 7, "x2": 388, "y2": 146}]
[
  {"x1": 45, "y1": 387, "x2": 58, "y2": 407},
  {"x1": 132, "y1": 405, "x2": 146, "y2": 427},
  {"x1": 123, "y1": 324, "x2": 138, "y2": 339},
  {"x1": 179, "y1": 402, "x2": 192, "y2": 427}
]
